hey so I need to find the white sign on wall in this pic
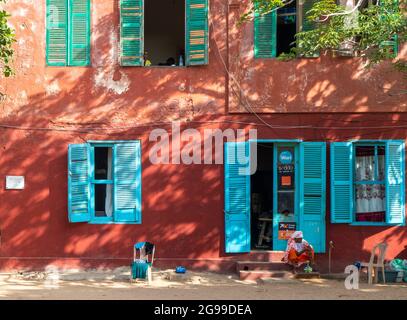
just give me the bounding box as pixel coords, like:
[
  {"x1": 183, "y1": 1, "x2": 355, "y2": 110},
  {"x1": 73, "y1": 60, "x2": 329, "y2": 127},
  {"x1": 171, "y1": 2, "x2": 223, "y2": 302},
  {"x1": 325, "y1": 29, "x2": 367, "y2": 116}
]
[{"x1": 6, "y1": 176, "x2": 25, "y2": 190}]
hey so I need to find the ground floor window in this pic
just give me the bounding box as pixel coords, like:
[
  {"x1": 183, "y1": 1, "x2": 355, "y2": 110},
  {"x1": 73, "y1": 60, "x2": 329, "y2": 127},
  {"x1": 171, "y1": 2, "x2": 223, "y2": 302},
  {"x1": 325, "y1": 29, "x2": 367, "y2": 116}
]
[
  {"x1": 331, "y1": 140, "x2": 405, "y2": 225},
  {"x1": 354, "y1": 144, "x2": 386, "y2": 222},
  {"x1": 94, "y1": 146, "x2": 114, "y2": 218},
  {"x1": 68, "y1": 141, "x2": 142, "y2": 224}
]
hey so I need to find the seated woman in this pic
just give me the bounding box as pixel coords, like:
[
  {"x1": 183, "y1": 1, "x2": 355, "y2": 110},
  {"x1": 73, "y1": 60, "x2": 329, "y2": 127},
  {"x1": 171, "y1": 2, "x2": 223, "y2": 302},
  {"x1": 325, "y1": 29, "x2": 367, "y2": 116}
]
[{"x1": 282, "y1": 231, "x2": 315, "y2": 270}]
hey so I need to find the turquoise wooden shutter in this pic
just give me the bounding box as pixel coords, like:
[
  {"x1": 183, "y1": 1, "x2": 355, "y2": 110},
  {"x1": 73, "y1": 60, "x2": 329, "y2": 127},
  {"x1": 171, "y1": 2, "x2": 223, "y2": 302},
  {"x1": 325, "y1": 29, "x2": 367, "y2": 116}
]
[
  {"x1": 330, "y1": 142, "x2": 353, "y2": 223},
  {"x1": 224, "y1": 142, "x2": 251, "y2": 253},
  {"x1": 46, "y1": 0, "x2": 68, "y2": 66},
  {"x1": 379, "y1": 0, "x2": 399, "y2": 57},
  {"x1": 254, "y1": 11, "x2": 277, "y2": 58},
  {"x1": 386, "y1": 141, "x2": 405, "y2": 224},
  {"x1": 114, "y1": 142, "x2": 142, "y2": 223},
  {"x1": 381, "y1": 36, "x2": 398, "y2": 57},
  {"x1": 300, "y1": 142, "x2": 326, "y2": 253},
  {"x1": 186, "y1": 0, "x2": 209, "y2": 66},
  {"x1": 301, "y1": 0, "x2": 317, "y2": 32},
  {"x1": 68, "y1": 144, "x2": 91, "y2": 223},
  {"x1": 120, "y1": 0, "x2": 144, "y2": 66},
  {"x1": 298, "y1": 0, "x2": 319, "y2": 57},
  {"x1": 68, "y1": 0, "x2": 90, "y2": 66}
]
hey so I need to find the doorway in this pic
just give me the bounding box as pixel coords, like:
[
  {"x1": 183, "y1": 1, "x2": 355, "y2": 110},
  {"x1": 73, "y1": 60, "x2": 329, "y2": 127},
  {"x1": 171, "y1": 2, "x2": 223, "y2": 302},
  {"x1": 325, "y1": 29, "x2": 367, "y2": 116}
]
[
  {"x1": 225, "y1": 141, "x2": 325, "y2": 254},
  {"x1": 250, "y1": 143, "x2": 274, "y2": 250},
  {"x1": 250, "y1": 142, "x2": 299, "y2": 251}
]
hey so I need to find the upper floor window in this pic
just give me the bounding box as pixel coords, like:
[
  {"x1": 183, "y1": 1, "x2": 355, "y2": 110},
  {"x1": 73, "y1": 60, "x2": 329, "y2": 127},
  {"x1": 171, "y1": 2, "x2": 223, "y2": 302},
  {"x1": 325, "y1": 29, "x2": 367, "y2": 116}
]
[
  {"x1": 359, "y1": 0, "x2": 399, "y2": 56},
  {"x1": 120, "y1": 0, "x2": 209, "y2": 67},
  {"x1": 254, "y1": 0, "x2": 315, "y2": 59},
  {"x1": 144, "y1": 0, "x2": 185, "y2": 66},
  {"x1": 255, "y1": 0, "x2": 399, "y2": 59},
  {"x1": 46, "y1": 0, "x2": 91, "y2": 66}
]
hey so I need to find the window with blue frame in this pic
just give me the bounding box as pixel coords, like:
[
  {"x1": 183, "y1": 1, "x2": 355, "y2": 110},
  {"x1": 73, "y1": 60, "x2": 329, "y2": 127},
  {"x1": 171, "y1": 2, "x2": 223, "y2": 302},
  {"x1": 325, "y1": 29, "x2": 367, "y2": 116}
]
[
  {"x1": 354, "y1": 144, "x2": 386, "y2": 222},
  {"x1": 331, "y1": 140, "x2": 405, "y2": 226},
  {"x1": 254, "y1": 1, "x2": 298, "y2": 58},
  {"x1": 68, "y1": 141, "x2": 142, "y2": 224}
]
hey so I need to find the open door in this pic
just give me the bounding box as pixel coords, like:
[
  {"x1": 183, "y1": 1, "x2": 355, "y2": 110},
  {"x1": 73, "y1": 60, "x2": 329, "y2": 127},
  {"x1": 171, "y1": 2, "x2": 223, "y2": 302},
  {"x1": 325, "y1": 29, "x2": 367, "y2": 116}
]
[
  {"x1": 299, "y1": 142, "x2": 326, "y2": 253},
  {"x1": 224, "y1": 142, "x2": 251, "y2": 253}
]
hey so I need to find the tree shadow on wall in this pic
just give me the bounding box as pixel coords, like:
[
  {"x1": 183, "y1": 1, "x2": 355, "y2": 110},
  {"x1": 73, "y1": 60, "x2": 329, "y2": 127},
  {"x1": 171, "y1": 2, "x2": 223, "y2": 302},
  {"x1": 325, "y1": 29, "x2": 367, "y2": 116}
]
[{"x1": 0, "y1": 0, "x2": 406, "y2": 273}]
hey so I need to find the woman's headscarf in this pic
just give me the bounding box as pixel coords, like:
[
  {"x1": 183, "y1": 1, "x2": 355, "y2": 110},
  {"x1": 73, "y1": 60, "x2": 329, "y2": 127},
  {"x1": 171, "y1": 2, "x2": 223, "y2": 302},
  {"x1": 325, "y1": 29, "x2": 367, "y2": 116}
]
[
  {"x1": 282, "y1": 230, "x2": 309, "y2": 263},
  {"x1": 291, "y1": 231, "x2": 303, "y2": 239}
]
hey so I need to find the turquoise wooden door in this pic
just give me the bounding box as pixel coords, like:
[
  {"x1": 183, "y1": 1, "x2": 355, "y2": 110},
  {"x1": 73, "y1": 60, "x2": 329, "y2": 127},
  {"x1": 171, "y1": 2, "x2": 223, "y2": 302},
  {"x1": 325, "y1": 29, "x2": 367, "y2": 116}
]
[
  {"x1": 224, "y1": 142, "x2": 251, "y2": 253},
  {"x1": 272, "y1": 143, "x2": 299, "y2": 251},
  {"x1": 299, "y1": 142, "x2": 326, "y2": 253}
]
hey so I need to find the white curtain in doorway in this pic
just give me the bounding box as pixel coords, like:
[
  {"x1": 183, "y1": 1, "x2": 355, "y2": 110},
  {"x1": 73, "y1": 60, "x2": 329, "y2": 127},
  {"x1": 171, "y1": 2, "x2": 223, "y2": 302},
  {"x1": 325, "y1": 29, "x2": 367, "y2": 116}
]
[
  {"x1": 355, "y1": 154, "x2": 385, "y2": 213},
  {"x1": 105, "y1": 148, "x2": 113, "y2": 217}
]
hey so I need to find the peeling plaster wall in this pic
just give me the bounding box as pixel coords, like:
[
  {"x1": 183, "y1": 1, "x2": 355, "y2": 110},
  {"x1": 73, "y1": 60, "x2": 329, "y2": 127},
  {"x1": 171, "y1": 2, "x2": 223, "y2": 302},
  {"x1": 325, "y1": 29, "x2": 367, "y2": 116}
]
[
  {"x1": 1, "y1": 0, "x2": 227, "y2": 126},
  {"x1": 1, "y1": 0, "x2": 406, "y2": 124}
]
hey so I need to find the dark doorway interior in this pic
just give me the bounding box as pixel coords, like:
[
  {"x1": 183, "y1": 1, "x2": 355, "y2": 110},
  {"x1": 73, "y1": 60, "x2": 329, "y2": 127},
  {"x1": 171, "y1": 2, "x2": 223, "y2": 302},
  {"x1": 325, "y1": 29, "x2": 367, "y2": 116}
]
[
  {"x1": 144, "y1": 0, "x2": 186, "y2": 66},
  {"x1": 276, "y1": 1, "x2": 297, "y2": 56},
  {"x1": 251, "y1": 143, "x2": 273, "y2": 250}
]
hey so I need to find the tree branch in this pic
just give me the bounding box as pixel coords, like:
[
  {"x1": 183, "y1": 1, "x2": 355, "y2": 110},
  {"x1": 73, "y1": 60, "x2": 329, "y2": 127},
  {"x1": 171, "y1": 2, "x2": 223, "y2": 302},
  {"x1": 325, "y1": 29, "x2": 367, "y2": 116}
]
[{"x1": 317, "y1": 0, "x2": 364, "y2": 22}]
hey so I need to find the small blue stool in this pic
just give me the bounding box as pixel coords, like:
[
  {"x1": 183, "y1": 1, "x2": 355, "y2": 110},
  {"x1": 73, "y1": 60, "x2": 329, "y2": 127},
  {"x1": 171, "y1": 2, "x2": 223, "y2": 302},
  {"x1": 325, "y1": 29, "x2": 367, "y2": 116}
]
[{"x1": 130, "y1": 242, "x2": 155, "y2": 283}]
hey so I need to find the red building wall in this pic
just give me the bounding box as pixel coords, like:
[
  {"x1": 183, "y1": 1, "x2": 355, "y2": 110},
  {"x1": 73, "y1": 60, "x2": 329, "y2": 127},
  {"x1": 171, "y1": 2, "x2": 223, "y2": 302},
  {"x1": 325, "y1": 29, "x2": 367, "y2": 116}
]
[{"x1": 0, "y1": 0, "x2": 405, "y2": 272}]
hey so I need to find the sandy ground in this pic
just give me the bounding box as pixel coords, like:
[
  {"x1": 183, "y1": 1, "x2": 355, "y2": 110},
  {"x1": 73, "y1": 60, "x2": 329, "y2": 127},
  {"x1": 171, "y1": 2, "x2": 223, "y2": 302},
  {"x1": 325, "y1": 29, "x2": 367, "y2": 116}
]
[{"x1": 0, "y1": 268, "x2": 406, "y2": 300}]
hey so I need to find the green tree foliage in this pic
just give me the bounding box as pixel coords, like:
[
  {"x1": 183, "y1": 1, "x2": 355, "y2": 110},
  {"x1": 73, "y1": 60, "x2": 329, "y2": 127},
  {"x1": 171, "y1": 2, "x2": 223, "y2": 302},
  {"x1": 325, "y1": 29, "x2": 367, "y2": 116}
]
[
  {"x1": 0, "y1": 0, "x2": 15, "y2": 77},
  {"x1": 244, "y1": 0, "x2": 406, "y2": 72}
]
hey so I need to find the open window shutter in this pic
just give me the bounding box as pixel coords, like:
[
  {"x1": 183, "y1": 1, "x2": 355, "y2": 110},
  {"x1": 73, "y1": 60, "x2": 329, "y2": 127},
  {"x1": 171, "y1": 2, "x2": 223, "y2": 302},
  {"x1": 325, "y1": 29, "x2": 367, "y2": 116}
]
[
  {"x1": 224, "y1": 142, "x2": 250, "y2": 253},
  {"x1": 68, "y1": 144, "x2": 91, "y2": 222},
  {"x1": 114, "y1": 142, "x2": 142, "y2": 223},
  {"x1": 68, "y1": 0, "x2": 90, "y2": 66},
  {"x1": 120, "y1": 0, "x2": 144, "y2": 66},
  {"x1": 186, "y1": 0, "x2": 209, "y2": 66},
  {"x1": 381, "y1": 36, "x2": 399, "y2": 57},
  {"x1": 379, "y1": 0, "x2": 399, "y2": 57},
  {"x1": 300, "y1": 142, "x2": 326, "y2": 253},
  {"x1": 298, "y1": 0, "x2": 319, "y2": 57},
  {"x1": 330, "y1": 142, "x2": 353, "y2": 223},
  {"x1": 254, "y1": 11, "x2": 277, "y2": 58},
  {"x1": 386, "y1": 141, "x2": 405, "y2": 224},
  {"x1": 46, "y1": 0, "x2": 68, "y2": 66}
]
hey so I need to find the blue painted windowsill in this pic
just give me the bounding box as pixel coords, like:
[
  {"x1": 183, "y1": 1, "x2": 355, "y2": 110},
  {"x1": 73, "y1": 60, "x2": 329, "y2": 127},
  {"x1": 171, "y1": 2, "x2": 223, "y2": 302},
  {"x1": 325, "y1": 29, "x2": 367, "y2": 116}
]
[{"x1": 350, "y1": 222, "x2": 405, "y2": 227}]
